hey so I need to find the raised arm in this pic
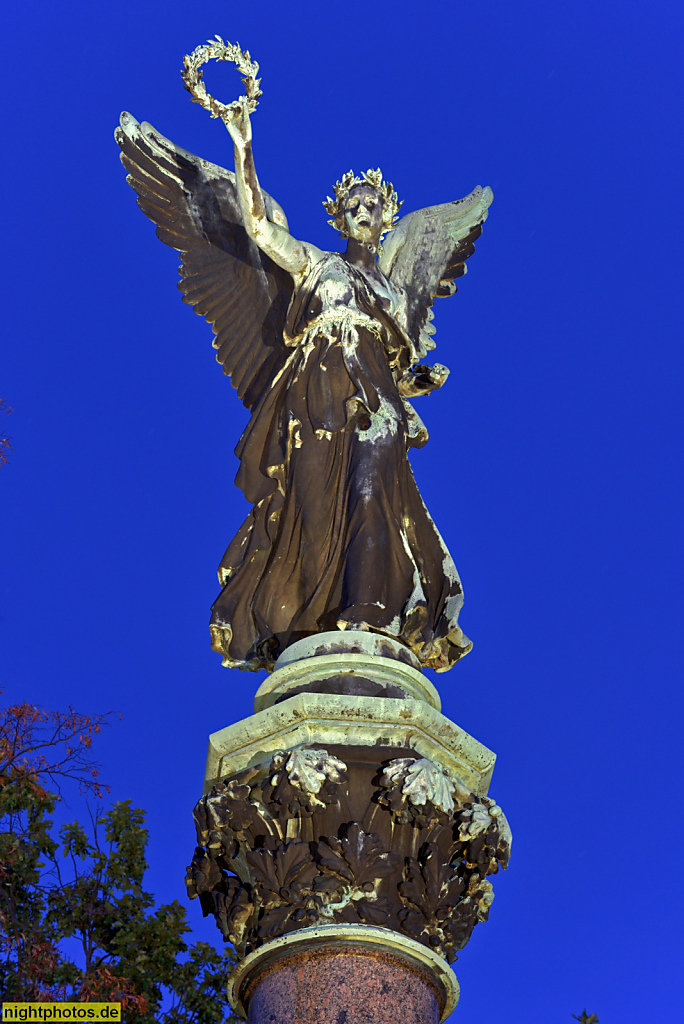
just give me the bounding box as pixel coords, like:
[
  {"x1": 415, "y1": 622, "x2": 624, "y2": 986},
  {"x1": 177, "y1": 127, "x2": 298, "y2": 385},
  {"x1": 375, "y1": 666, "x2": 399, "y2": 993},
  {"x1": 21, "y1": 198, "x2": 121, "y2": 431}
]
[{"x1": 225, "y1": 100, "x2": 321, "y2": 282}]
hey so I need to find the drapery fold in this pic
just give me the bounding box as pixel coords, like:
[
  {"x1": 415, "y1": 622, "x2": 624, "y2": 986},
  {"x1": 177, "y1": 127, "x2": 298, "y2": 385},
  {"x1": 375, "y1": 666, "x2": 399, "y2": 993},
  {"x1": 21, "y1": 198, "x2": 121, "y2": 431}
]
[{"x1": 209, "y1": 254, "x2": 471, "y2": 672}]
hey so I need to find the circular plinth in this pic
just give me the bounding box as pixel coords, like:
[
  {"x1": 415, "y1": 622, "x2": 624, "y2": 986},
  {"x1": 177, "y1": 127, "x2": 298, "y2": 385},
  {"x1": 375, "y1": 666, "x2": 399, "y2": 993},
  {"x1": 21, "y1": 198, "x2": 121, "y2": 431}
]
[
  {"x1": 254, "y1": 632, "x2": 440, "y2": 713},
  {"x1": 227, "y1": 924, "x2": 459, "y2": 1024},
  {"x1": 275, "y1": 632, "x2": 423, "y2": 671}
]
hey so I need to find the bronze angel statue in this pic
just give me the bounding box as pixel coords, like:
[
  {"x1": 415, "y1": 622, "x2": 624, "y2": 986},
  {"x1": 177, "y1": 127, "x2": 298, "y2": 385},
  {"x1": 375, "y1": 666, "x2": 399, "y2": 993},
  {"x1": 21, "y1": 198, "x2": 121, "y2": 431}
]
[{"x1": 115, "y1": 41, "x2": 492, "y2": 674}]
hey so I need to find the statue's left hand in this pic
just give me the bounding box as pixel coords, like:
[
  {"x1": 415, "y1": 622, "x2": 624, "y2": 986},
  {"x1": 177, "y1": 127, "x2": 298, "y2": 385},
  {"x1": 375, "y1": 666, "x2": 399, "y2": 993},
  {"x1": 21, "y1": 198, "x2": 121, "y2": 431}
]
[
  {"x1": 224, "y1": 97, "x2": 252, "y2": 148},
  {"x1": 428, "y1": 363, "x2": 450, "y2": 387},
  {"x1": 398, "y1": 363, "x2": 450, "y2": 398}
]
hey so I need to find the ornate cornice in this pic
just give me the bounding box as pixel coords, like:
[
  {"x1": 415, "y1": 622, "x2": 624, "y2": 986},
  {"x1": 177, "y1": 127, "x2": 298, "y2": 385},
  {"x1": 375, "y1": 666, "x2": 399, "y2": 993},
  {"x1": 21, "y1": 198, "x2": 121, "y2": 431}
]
[{"x1": 204, "y1": 693, "x2": 496, "y2": 796}]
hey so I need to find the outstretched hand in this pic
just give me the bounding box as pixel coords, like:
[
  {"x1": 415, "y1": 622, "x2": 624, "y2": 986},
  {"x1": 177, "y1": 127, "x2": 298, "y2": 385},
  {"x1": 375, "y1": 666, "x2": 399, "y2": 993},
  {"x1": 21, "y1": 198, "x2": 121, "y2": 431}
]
[
  {"x1": 428, "y1": 363, "x2": 450, "y2": 387},
  {"x1": 224, "y1": 97, "x2": 252, "y2": 147}
]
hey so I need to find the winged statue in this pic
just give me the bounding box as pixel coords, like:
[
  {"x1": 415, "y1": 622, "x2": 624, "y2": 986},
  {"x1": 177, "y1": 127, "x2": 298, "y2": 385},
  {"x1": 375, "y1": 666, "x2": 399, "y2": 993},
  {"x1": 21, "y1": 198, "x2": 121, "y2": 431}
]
[{"x1": 115, "y1": 41, "x2": 492, "y2": 674}]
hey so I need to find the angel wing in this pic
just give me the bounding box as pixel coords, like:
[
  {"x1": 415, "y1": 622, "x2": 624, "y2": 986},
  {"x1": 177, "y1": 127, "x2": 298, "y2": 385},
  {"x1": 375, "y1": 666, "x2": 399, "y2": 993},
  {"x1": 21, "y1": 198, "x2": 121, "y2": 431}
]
[
  {"x1": 378, "y1": 185, "x2": 493, "y2": 359},
  {"x1": 115, "y1": 112, "x2": 294, "y2": 408}
]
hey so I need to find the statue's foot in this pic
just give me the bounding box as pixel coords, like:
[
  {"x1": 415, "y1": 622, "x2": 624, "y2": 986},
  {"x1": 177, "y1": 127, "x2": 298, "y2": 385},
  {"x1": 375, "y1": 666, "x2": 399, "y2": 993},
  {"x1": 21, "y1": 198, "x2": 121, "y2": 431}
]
[{"x1": 336, "y1": 618, "x2": 370, "y2": 631}]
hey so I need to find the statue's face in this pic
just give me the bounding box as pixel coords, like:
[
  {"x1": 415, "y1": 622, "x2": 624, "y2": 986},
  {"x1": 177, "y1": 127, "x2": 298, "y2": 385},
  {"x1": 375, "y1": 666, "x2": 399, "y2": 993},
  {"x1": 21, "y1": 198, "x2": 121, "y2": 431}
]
[{"x1": 344, "y1": 186, "x2": 384, "y2": 243}]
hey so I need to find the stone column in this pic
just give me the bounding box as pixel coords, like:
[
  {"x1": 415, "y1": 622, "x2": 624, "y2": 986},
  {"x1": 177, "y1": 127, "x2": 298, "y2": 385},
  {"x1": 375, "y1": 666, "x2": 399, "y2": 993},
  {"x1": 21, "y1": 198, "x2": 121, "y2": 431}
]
[{"x1": 186, "y1": 633, "x2": 510, "y2": 1023}]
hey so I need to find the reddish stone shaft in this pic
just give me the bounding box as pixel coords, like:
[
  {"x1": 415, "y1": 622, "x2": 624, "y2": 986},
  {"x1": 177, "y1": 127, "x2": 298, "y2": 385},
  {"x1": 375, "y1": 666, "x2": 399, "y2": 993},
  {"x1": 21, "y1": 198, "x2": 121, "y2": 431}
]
[{"x1": 245, "y1": 947, "x2": 441, "y2": 1024}]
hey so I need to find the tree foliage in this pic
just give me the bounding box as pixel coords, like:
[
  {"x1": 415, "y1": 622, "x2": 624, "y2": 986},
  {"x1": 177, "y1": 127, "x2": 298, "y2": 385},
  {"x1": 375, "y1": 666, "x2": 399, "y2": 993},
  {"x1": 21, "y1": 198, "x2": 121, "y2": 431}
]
[{"x1": 0, "y1": 692, "x2": 239, "y2": 1022}]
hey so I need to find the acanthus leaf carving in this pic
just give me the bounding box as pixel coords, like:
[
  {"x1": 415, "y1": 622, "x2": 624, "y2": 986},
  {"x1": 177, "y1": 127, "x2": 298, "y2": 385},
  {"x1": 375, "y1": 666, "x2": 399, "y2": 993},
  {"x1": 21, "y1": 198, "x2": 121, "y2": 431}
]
[
  {"x1": 378, "y1": 756, "x2": 471, "y2": 826},
  {"x1": 209, "y1": 877, "x2": 253, "y2": 948},
  {"x1": 462, "y1": 818, "x2": 507, "y2": 876},
  {"x1": 194, "y1": 768, "x2": 262, "y2": 845},
  {"x1": 185, "y1": 844, "x2": 224, "y2": 897},
  {"x1": 188, "y1": 744, "x2": 510, "y2": 962},
  {"x1": 246, "y1": 840, "x2": 319, "y2": 900},
  {"x1": 314, "y1": 824, "x2": 398, "y2": 926},
  {"x1": 355, "y1": 896, "x2": 394, "y2": 925},
  {"x1": 475, "y1": 879, "x2": 495, "y2": 922},
  {"x1": 317, "y1": 823, "x2": 397, "y2": 886},
  {"x1": 398, "y1": 844, "x2": 466, "y2": 962},
  {"x1": 457, "y1": 800, "x2": 494, "y2": 840},
  {"x1": 262, "y1": 747, "x2": 348, "y2": 816},
  {"x1": 186, "y1": 847, "x2": 253, "y2": 949},
  {"x1": 246, "y1": 840, "x2": 321, "y2": 940},
  {"x1": 395, "y1": 758, "x2": 456, "y2": 813}
]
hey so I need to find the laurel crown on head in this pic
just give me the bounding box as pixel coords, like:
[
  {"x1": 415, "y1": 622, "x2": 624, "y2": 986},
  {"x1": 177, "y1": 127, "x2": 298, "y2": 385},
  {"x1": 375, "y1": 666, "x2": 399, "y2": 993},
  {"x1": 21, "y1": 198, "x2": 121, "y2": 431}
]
[{"x1": 323, "y1": 169, "x2": 403, "y2": 238}]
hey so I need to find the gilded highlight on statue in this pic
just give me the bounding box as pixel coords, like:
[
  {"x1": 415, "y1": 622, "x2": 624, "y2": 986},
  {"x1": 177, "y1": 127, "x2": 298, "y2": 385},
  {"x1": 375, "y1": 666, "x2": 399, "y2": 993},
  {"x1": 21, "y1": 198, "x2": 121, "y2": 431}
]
[{"x1": 115, "y1": 38, "x2": 493, "y2": 674}]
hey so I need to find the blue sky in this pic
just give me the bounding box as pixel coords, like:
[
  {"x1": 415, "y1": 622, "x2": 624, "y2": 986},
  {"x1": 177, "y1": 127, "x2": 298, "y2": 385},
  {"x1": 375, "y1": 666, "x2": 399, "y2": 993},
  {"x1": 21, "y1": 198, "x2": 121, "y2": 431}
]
[{"x1": 3, "y1": 1, "x2": 683, "y2": 1020}]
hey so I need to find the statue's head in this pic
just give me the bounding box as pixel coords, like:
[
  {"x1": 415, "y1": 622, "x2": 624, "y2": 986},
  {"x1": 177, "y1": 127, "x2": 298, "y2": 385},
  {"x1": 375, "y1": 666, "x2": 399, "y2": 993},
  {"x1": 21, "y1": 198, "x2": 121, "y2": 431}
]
[{"x1": 323, "y1": 169, "x2": 402, "y2": 245}]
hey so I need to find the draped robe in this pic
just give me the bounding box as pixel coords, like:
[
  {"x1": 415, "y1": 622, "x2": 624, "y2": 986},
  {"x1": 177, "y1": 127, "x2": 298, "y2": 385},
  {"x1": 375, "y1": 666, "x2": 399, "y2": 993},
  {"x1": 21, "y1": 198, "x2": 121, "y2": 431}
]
[{"x1": 209, "y1": 252, "x2": 472, "y2": 672}]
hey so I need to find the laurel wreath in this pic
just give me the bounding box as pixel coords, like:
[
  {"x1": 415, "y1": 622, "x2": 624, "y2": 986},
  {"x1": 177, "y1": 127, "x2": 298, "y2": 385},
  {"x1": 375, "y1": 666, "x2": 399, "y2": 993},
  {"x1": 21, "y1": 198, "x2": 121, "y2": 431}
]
[
  {"x1": 181, "y1": 36, "x2": 262, "y2": 122},
  {"x1": 324, "y1": 169, "x2": 403, "y2": 238}
]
